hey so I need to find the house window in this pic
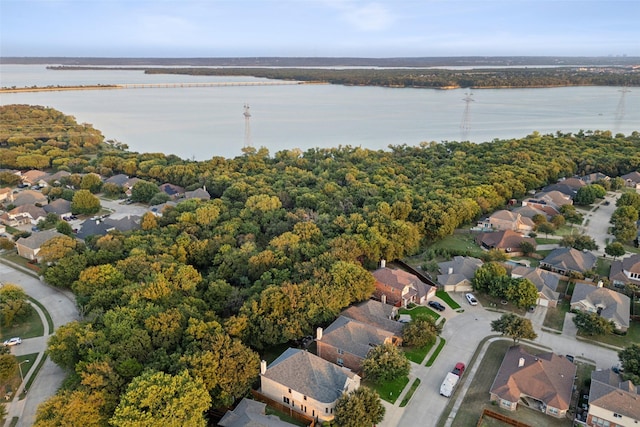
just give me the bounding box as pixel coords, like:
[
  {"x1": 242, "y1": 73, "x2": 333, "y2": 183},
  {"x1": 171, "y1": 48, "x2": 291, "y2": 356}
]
[
  {"x1": 303, "y1": 395, "x2": 307, "y2": 401},
  {"x1": 288, "y1": 388, "x2": 291, "y2": 393},
  {"x1": 501, "y1": 399, "x2": 511, "y2": 408},
  {"x1": 325, "y1": 408, "x2": 328, "y2": 414},
  {"x1": 337, "y1": 358, "x2": 344, "y2": 366},
  {"x1": 548, "y1": 407, "x2": 558, "y2": 415},
  {"x1": 283, "y1": 397, "x2": 290, "y2": 405},
  {"x1": 337, "y1": 348, "x2": 344, "y2": 355},
  {"x1": 613, "y1": 413, "x2": 622, "y2": 418}
]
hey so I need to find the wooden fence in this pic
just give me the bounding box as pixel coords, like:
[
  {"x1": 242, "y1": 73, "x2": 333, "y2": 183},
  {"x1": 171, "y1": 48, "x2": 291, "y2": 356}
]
[
  {"x1": 250, "y1": 389, "x2": 316, "y2": 427},
  {"x1": 477, "y1": 409, "x2": 532, "y2": 427}
]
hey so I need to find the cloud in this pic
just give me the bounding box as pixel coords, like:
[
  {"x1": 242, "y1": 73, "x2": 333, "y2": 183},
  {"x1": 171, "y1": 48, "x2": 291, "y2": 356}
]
[{"x1": 324, "y1": 0, "x2": 395, "y2": 31}]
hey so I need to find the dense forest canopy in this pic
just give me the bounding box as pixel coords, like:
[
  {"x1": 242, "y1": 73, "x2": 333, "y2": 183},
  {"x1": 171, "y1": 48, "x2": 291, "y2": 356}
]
[{"x1": 1, "y1": 104, "x2": 639, "y2": 425}]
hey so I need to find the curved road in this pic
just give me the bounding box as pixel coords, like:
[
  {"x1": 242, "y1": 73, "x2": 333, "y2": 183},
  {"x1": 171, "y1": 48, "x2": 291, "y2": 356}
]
[{"x1": 1, "y1": 260, "x2": 79, "y2": 427}]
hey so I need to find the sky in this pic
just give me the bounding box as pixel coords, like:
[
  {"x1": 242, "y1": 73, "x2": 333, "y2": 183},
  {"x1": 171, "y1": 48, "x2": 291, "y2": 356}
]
[{"x1": 1, "y1": 0, "x2": 639, "y2": 58}]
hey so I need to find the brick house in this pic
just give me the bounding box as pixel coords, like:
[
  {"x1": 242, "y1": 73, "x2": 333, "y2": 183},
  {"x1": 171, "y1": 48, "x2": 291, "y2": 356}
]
[
  {"x1": 372, "y1": 262, "x2": 436, "y2": 307},
  {"x1": 587, "y1": 369, "x2": 640, "y2": 427}
]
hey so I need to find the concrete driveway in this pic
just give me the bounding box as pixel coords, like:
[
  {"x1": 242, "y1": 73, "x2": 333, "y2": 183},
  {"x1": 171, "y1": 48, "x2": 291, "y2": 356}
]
[
  {"x1": 380, "y1": 293, "x2": 621, "y2": 427},
  {"x1": 580, "y1": 193, "x2": 620, "y2": 257},
  {"x1": 0, "y1": 260, "x2": 79, "y2": 427}
]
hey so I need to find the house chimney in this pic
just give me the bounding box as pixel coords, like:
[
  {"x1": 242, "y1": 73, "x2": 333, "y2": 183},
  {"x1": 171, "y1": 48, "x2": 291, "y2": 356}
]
[
  {"x1": 448, "y1": 267, "x2": 454, "y2": 274},
  {"x1": 518, "y1": 357, "x2": 525, "y2": 368},
  {"x1": 316, "y1": 327, "x2": 323, "y2": 341},
  {"x1": 381, "y1": 259, "x2": 386, "y2": 269},
  {"x1": 381, "y1": 294, "x2": 387, "y2": 305},
  {"x1": 260, "y1": 360, "x2": 267, "y2": 375}
]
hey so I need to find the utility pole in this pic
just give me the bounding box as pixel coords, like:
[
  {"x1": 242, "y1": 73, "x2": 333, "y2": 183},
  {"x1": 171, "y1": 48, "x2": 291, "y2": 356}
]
[
  {"x1": 243, "y1": 104, "x2": 252, "y2": 148},
  {"x1": 460, "y1": 92, "x2": 474, "y2": 141}
]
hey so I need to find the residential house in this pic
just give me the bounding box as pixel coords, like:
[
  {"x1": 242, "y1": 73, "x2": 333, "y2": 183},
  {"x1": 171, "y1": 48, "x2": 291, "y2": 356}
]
[
  {"x1": 476, "y1": 230, "x2": 537, "y2": 255},
  {"x1": 579, "y1": 173, "x2": 610, "y2": 185},
  {"x1": 1, "y1": 205, "x2": 47, "y2": 226},
  {"x1": 512, "y1": 205, "x2": 553, "y2": 221},
  {"x1": 372, "y1": 262, "x2": 436, "y2": 307},
  {"x1": 570, "y1": 283, "x2": 630, "y2": 332},
  {"x1": 218, "y1": 398, "x2": 298, "y2": 427},
  {"x1": 587, "y1": 369, "x2": 640, "y2": 427},
  {"x1": 316, "y1": 316, "x2": 402, "y2": 373},
  {"x1": 609, "y1": 253, "x2": 640, "y2": 288},
  {"x1": 0, "y1": 187, "x2": 14, "y2": 204},
  {"x1": 21, "y1": 170, "x2": 50, "y2": 187},
  {"x1": 522, "y1": 190, "x2": 573, "y2": 215},
  {"x1": 259, "y1": 348, "x2": 360, "y2": 423},
  {"x1": 539, "y1": 247, "x2": 597, "y2": 276},
  {"x1": 510, "y1": 266, "x2": 562, "y2": 307},
  {"x1": 184, "y1": 187, "x2": 211, "y2": 201},
  {"x1": 620, "y1": 171, "x2": 640, "y2": 189},
  {"x1": 76, "y1": 215, "x2": 142, "y2": 240},
  {"x1": 159, "y1": 183, "x2": 185, "y2": 199},
  {"x1": 104, "y1": 174, "x2": 131, "y2": 187},
  {"x1": 477, "y1": 210, "x2": 535, "y2": 233},
  {"x1": 11, "y1": 190, "x2": 47, "y2": 207},
  {"x1": 542, "y1": 177, "x2": 586, "y2": 198},
  {"x1": 15, "y1": 229, "x2": 65, "y2": 261},
  {"x1": 46, "y1": 170, "x2": 71, "y2": 186},
  {"x1": 43, "y1": 198, "x2": 72, "y2": 219},
  {"x1": 490, "y1": 345, "x2": 576, "y2": 418},
  {"x1": 437, "y1": 256, "x2": 483, "y2": 292},
  {"x1": 340, "y1": 299, "x2": 402, "y2": 335}
]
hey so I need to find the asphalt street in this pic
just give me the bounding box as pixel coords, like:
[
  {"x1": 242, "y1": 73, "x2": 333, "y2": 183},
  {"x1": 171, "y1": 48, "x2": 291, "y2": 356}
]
[{"x1": 1, "y1": 261, "x2": 79, "y2": 427}]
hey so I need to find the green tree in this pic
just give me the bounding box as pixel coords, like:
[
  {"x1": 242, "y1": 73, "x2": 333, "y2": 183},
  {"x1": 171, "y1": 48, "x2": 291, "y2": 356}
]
[
  {"x1": 504, "y1": 278, "x2": 539, "y2": 308},
  {"x1": 56, "y1": 220, "x2": 74, "y2": 236},
  {"x1": 334, "y1": 387, "x2": 385, "y2": 427},
  {"x1": 618, "y1": 344, "x2": 640, "y2": 384},
  {"x1": 472, "y1": 262, "x2": 508, "y2": 293},
  {"x1": 560, "y1": 204, "x2": 584, "y2": 226},
  {"x1": 519, "y1": 241, "x2": 535, "y2": 256},
  {"x1": 71, "y1": 189, "x2": 101, "y2": 215},
  {"x1": 0, "y1": 283, "x2": 31, "y2": 327},
  {"x1": 490, "y1": 313, "x2": 538, "y2": 344},
  {"x1": 0, "y1": 352, "x2": 18, "y2": 381},
  {"x1": 34, "y1": 390, "x2": 109, "y2": 427},
  {"x1": 604, "y1": 242, "x2": 626, "y2": 260},
  {"x1": 616, "y1": 192, "x2": 640, "y2": 210},
  {"x1": 362, "y1": 343, "x2": 410, "y2": 384},
  {"x1": 574, "y1": 184, "x2": 606, "y2": 205},
  {"x1": 536, "y1": 221, "x2": 556, "y2": 238},
  {"x1": 80, "y1": 173, "x2": 103, "y2": 193},
  {"x1": 560, "y1": 234, "x2": 599, "y2": 251},
  {"x1": 402, "y1": 317, "x2": 439, "y2": 348},
  {"x1": 110, "y1": 370, "x2": 210, "y2": 427},
  {"x1": 130, "y1": 180, "x2": 160, "y2": 203},
  {"x1": 573, "y1": 311, "x2": 615, "y2": 336}
]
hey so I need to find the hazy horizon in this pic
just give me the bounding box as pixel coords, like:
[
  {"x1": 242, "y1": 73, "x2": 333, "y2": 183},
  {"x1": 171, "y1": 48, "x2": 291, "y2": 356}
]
[{"x1": 2, "y1": 1, "x2": 638, "y2": 58}]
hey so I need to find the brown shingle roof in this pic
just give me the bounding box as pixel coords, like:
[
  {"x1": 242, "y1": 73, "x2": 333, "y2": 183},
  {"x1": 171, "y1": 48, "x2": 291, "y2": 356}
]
[
  {"x1": 589, "y1": 369, "x2": 640, "y2": 421},
  {"x1": 490, "y1": 346, "x2": 576, "y2": 411}
]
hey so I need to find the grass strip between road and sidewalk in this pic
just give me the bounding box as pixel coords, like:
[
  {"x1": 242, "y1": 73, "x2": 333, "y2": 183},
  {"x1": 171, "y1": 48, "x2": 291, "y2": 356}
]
[
  {"x1": 425, "y1": 337, "x2": 446, "y2": 367},
  {"x1": 400, "y1": 378, "x2": 421, "y2": 407},
  {"x1": 28, "y1": 296, "x2": 54, "y2": 334}
]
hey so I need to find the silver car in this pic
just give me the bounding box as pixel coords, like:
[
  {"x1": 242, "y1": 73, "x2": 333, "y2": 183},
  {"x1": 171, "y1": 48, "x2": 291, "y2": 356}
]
[
  {"x1": 3, "y1": 337, "x2": 22, "y2": 346},
  {"x1": 465, "y1": 293, "x2": 478, "y2": 306}
]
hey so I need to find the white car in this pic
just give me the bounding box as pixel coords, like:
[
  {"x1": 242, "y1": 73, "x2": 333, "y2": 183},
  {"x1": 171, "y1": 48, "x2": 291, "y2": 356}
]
[
  {"x1": 465, "y1": 293, "x2": 478, "y2": 306},
  {"x1": 3, "y1": 337, "x2": 22, "y2": 346}
]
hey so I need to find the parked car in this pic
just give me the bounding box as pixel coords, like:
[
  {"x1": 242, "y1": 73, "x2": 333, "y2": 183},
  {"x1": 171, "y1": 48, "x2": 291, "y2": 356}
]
[
  {"x1": 565, "y1": 354, "x2": 574, "y2": 363},
  {"x1": 465, "y1": 293, "x2": 478, "y2": 306},
  {"x1": 3, "y1": 337, "x2": 22, "y2": 346},
  {"x1": 428, "y1": 301, "x2": 446, "y2": 311}
]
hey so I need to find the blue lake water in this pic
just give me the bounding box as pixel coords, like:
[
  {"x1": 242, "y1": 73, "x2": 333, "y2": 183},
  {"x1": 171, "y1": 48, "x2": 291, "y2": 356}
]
[{"x1": 1, "y1": 64, "x2": 638, "y2": 160}]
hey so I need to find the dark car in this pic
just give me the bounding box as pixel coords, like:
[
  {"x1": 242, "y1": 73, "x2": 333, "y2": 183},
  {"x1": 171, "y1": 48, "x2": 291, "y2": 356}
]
[{"x1": 428, "y1": 301, "x2": 446, "y2": 311}]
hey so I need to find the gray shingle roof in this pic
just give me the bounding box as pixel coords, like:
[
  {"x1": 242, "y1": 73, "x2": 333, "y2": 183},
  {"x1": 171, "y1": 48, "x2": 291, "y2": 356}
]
[
  {"x1": 16, "y1": 229, "x2": 65, "y2": 249},
  {"x1": 341, "y1": 300, "x2": 403, "y2": 335},
  {"x1": 511, "y1": 267, "x2": 561, "y2": 301},
  {"x1": 321, "y1": 316, "x2": 397, "y2": 359},
  {"x1": 437, "y1": 256, "x2": 483, "y2": 285},
  {"x1": 540, "y1": 247, "x2": 597, "y2": 274},
  {"x1": 219, "y1": 398, "x2": 297, "y2": 427},
  {"x1": 570, "y1": 283, "x2": 631, "y2": 329},
  {"x1": 263, "y1": 348, "x2": 358, "y2": 404}
]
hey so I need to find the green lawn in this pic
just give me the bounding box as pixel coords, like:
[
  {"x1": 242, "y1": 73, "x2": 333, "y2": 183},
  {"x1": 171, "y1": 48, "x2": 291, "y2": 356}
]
[
  {"x1": 0, "y1": 353, "x2": 38, "y2": 401},
  {"x1": 366, "y1": 375, "x2": 410, "y2": 404},
  {"x1": 426, "y1": 337, "x2": 446, "y2": 367},
  {"x1": 436, "y1": 290, "x2": 461, "y2": 310},
  {"x1": 399, "y1": 305, "x2": 440, "y2": 321},
  {"x1": 428, "y1": 233, "x2": 485, "y2": 258},
  {"x1": 400, "y1": 378, "x2": 421, "y2": 407},
  {"x1": 595, "y1": 258, "x2": 612, "y2": 278},
  {"x1": 0, "y1": 305, "x2": 44, "y2": 341},
  {"x1": 403, "y1": 339, "x2": 435, "y2": 364},
  {"x1": 578, "y1": 320, "x2": 640, "y2": 349},
  {"x1": 543, "y1": 300, "x2": 571, "y2": 331}
]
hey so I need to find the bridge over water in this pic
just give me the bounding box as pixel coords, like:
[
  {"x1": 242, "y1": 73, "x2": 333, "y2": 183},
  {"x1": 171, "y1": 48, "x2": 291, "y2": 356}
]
[{"x1": 0, "y1": 80, "x2": 317, "y2": 93}]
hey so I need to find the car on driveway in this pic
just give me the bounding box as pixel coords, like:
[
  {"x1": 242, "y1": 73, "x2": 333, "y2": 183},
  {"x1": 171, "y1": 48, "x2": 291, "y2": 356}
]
[
  {"x1": 3, "y1": 337, "x2": 21, "y2": 346},
  {"x1": 465, "y1": 293, "x2": 478, "y2": 306},
  {"x1": 428, "y1": 301, "x2": 446, "y2": 311}
]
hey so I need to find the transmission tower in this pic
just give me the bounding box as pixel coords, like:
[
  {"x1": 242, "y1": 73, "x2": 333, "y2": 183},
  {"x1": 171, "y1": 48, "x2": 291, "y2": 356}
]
[
  {"x1": 243, "y1": 104, "x2": 252, "y2": 148},
  {"x1": 614, "y1": 87, "x2": 630, "y2": 132},
  {"x1": 460, "y1": 92, "x2": 474, "y2": 141}
]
